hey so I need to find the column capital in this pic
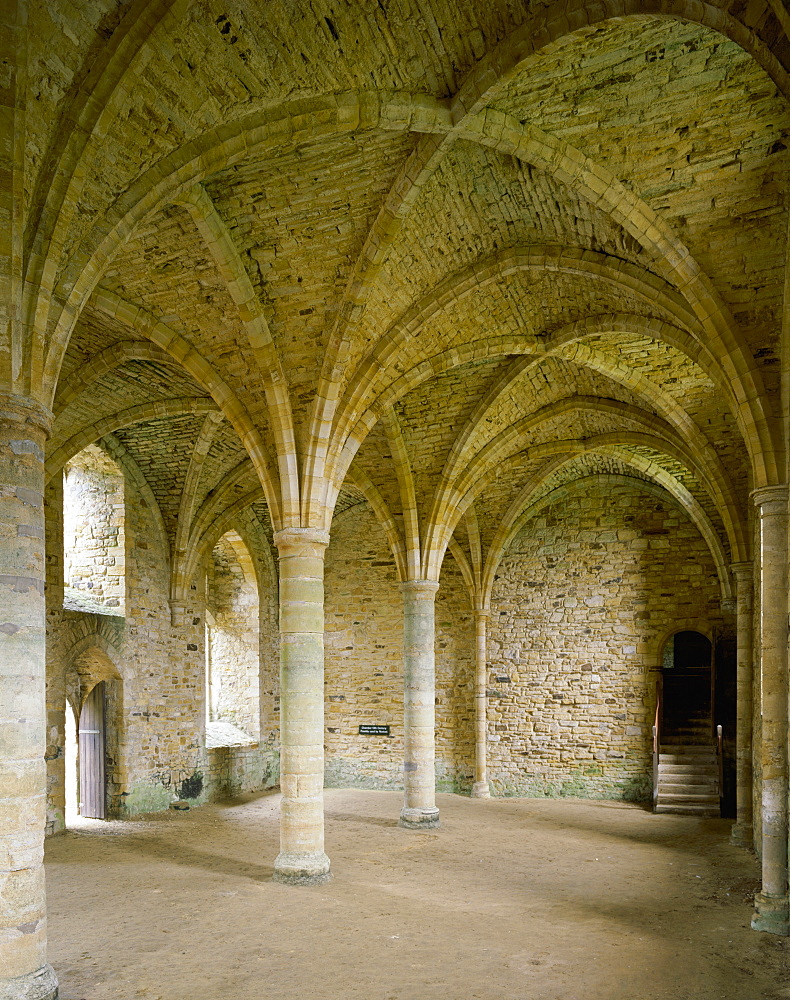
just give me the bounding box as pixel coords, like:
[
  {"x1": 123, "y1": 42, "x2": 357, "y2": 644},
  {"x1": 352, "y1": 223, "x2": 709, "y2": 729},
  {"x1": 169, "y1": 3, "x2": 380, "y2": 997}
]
[
  {"x1": 750, "y1": 485, "x2": 789, "y2": 513},
  {"x1": 0, "y1": 392, "x2": 53, "y2": 438},
  {"x1": 730, "y1": 560, "x2": 753, "y2": 576},
  {"x1": 474, "y1": 607, "x2": 490, "y2": 622},
  {"x1": 274, "y1": 527, "x2": 330, "y2": 557},
  {"x1": 399, "y1": 578, "x2": 439, "y2": 598}
]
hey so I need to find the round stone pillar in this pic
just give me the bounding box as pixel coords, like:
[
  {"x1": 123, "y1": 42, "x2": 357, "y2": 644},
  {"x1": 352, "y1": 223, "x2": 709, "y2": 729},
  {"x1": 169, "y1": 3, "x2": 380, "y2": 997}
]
[
  {"x1": 730, "y1": 561, "x2": 754, "y2": 850},
  {"x1": 272, "y1": 528, "x2": 330, "y2": 884},
  {"x1": 0, "y1": 394, "x2": 58, "y2": 1000},
  {"x1": 471, "y1": 608, "x2": 490, "y2": 799},
  {"x1": 750, "y1": 487, "x2": 789, "y2": 935},
  {"x1": 399, "y1": 579, "x2": 440, "y2": 829}
]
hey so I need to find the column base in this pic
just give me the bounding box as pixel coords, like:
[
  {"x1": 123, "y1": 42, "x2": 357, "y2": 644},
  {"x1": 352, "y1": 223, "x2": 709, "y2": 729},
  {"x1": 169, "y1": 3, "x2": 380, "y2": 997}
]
[
  {"x1": 0, "y1": 964, "x2": 58, "y2": 1000},
  {"x1": 730, "y1": 822, "x2": 754, "y2": 850},
  {"x1": 272, "y1": 850, "x2": 331, "y2": 885},
  {"x1": 471, "y1": 781, "x2": 490, "y2": 799},
  {"x1": 751, "y1": 892, "x2": 790, "y2": 935},
  {"x1": 399, "y1": 807, "x2": 440, "y2": 829}
]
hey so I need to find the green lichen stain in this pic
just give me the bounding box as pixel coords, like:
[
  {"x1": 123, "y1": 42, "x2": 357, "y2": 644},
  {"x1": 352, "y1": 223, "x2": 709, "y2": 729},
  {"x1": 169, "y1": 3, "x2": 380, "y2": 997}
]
[
  {"x1": 121, "y1": 783, "x2": 175, "y2": 815},
  {"x1": 488, "y1": 766, "x2": 652, "y2": 803}
]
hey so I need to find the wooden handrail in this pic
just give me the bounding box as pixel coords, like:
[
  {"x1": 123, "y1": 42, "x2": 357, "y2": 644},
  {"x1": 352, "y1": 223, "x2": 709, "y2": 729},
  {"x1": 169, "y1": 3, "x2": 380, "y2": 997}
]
[
  {"x1": 717, "y1": 723, "x2": 724, "y2": 811},
  {"x1": 652, "y1": 677, "x2": 662, "y2": 809}
]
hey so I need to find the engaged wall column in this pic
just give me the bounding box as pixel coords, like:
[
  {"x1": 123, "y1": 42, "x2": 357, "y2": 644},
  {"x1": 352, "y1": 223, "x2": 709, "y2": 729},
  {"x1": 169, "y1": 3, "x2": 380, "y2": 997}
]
[
  {"x1": 400, "y1": 579, "x2": 440, "y2": 829},
  {"x1": 0, "y1": 394, "x2": 58, "y2": 1000},
  {"x1": 751, "y1": 487, "x2": 789, "y2": 935},
  {"x1": 730, "y1": 561, "x2": 754, "y2": 850},
  {"x1": 471, "y1": 608, "x2": 490, "y2": 798},
  {"x1": 273, "y1": 527, "x2": 330, "y2": 884}
]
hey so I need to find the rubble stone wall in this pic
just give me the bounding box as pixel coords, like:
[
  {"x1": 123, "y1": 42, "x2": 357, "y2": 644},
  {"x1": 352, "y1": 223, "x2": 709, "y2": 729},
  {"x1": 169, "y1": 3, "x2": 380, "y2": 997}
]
[{"x1": 486, "y1": 476, "x2": 729, "y2": 800}]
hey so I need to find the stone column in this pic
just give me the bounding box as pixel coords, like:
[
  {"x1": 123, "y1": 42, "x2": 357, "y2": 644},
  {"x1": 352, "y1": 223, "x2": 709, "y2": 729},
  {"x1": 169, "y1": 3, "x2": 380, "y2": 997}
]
[
  {"x1": 730, "y1": 561, "x2": 754, "y2": 850},
  {"x1": 0, "y1": 394, "x2": 59, "y2": 1000},
  {"x1": 471, "y1": 608, "x2": 490, "y2": 798},
  {"x1": 399, "y1": 579, "x2": 440, "y2": 829},
  {"x1": 272, "y1": 527, "x2": 330, "y2": 884},
  {"x1": 750, "y1": 487, "x2": 789, "y2": 935}
]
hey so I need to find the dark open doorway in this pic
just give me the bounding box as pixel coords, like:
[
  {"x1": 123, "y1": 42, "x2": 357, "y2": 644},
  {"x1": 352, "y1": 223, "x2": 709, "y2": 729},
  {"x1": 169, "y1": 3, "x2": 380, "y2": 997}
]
[
  {"x1": 654, "y1": 631, "x2": 720, "y2": 816},
  {"x1": 661, "y1": 630, "x2": 712, "y2": 745}
]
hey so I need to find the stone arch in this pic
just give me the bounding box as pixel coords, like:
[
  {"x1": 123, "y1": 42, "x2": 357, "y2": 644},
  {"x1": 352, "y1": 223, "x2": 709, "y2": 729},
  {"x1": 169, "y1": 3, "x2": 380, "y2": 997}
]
[
  {"x1": 88, "y1": 290, "x2": 282, "y2": 527},
  {"x1": 452, "y1": 3, "x2": 790, "y2": 122},
  {"x1": 47, "y1": 396, "x2": 217, "y2": 483},
  {"x1": 23, "y1": 0, "x2": 195, "y2": 392},
  {"x1": 425, "y1": 425, "x2": 745, "y2": 584},
  {"x1": 480, "y1": 469, "x2": 734, "y2": 610},
  {"x1": 53, "y1": 340, "x2": 179, "y2": 415},
  {"x1": 40, "y1": 92, "x2": 448, "y2": 404},
  {"x1": 328, "y1": 246, "x2": 702, "y2": 486},
  {"x1": 305, "y1": 5, "x2": 788, "y2": 514},
  {"x1": 424, "y1": 401, "x2": 738, "y2": 574},
  {"x1": 653, "y1": 623, "x2": 716, "y2": 670},
  {"x1": 461, "y1": 116, "x2": 782, "y2": 486}
]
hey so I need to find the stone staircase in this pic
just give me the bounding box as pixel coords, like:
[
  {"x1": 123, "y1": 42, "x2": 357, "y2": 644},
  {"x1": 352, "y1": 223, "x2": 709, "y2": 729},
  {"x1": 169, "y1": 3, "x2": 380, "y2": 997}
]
[
  {"x1": 654, "y1": 709, "x2": 721, "y2": 817},
  {"x1": 654, "y1": 745, "x2": 721, "y2": 816}
]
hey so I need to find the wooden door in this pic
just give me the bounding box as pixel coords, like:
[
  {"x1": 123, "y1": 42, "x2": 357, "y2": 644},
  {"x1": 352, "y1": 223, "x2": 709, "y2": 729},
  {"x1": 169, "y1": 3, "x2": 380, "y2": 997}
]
[{"x1": 79, "y1": 682, "x2": 106, "y2": 819}]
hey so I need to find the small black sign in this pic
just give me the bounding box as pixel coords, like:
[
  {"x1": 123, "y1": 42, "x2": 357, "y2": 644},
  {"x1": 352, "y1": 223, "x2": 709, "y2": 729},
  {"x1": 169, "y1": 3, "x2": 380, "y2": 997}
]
[{"x1": 358, "y1": 724, "x2": 391, "y2": 736}]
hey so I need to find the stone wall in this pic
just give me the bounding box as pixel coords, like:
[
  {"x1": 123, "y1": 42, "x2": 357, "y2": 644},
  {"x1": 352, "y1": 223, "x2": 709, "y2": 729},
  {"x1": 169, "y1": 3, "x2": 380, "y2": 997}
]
[
  {"x1": 486, "y1": 476, "x2": 729, "y2": 801},
  {"x1": 324, "y1": 504, "x2": 475, "y2": 792},
  {"x1": 44, "y1": 458, "x2": 733, "y2": 831},
  {"x1": 45, "y1": 447, "x2": 280, "y2": 831}
]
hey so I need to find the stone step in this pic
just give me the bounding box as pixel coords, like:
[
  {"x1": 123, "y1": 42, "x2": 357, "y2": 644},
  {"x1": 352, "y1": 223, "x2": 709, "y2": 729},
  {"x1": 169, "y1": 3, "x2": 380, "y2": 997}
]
[
  {"x1": 662, "y1": 718, "x2": 712, "y2": 728},
  {"x1": 659, "y1": 768, "x2": 717, "y2": 779},
  {"x1": 656, "y1": 792, "x2": 720, "y2": 806},
  {"x1": 658, "y1": 757, "x2": 717, "y2": 770},
  {"x1": 654, "y1": 740, "x2": 721, "y2": 816},
  {"x1": 661, "y1": 733, "x2": 714, "y2": 744},
  {"x1": 655, "y1": 803, "x2": 721, "y2": 817},
  {"x1": 657, "y1": 777, "x2": 718, "y2": 791},
  {"x1": 662, "y1": 733, "x2": 713, "y2": 740},
  {"x1": 657, "y1": 786, "x2": 718, "y2": 799}
]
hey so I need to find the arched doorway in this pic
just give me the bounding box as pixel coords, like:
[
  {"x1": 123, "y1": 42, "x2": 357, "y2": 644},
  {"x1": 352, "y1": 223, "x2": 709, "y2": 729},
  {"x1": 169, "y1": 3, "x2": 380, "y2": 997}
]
[
  {"x1": 65, "y1": 682, "x2": 109, "y2": 822},
  {"x1": 660, "y1": 630, "x2": 712, "y2": 745},
  {"x1": 64, "y1": 642, "x2": 123, "y2": 824},
  {"x1": 654, "y1": 630, "x2": 720, "y2": 816},
  {"x1": 78, "y1": 682, "x2": 106, "y2": 819}
]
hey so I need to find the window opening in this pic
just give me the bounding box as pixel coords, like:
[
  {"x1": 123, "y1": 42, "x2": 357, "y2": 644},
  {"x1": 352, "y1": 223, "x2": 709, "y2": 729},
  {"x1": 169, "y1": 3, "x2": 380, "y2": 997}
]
[
  {"x1": 205, "y1": 531, "x2": 260, "y2": 748},
  {"x1": 62, "y1": 444, "x2": 125, "y2": 616}
]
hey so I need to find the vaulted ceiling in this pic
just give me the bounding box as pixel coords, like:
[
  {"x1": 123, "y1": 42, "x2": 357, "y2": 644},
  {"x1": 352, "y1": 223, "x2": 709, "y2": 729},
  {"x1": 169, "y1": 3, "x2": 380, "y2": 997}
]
[{"x1": 26, "y1": 0, "x2": 790, "y2": 596}]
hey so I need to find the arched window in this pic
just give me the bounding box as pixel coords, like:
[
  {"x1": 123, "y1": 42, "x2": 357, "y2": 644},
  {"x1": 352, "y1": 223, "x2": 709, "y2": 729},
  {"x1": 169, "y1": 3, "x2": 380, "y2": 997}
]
[
  {"x1": 205, "y1": 531, "x2": 260, "y2": 743},
  {"x1": 63, "y1": 444, "x2": 125, "y2": 616}
]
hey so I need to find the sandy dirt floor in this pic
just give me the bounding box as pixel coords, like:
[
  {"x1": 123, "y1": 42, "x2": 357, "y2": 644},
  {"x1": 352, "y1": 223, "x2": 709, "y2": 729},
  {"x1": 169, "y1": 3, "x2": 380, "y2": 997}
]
[{"x1": 45, "y1": 789, "x2": 789, "y2": 1000}]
